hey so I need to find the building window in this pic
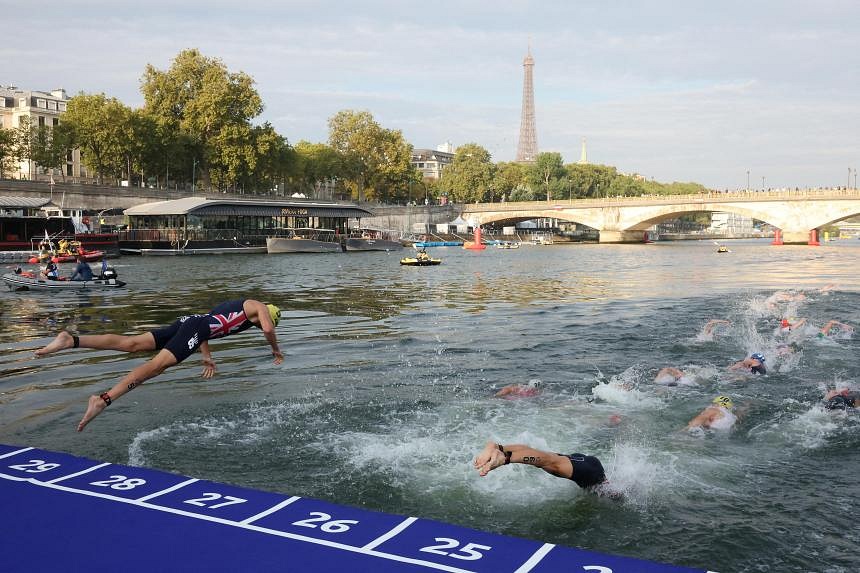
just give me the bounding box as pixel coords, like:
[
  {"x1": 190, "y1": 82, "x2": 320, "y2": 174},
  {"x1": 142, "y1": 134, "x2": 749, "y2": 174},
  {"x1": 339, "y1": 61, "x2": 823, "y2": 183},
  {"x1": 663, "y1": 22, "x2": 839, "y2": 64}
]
[
  {"x1": 58, "y1": 102, "x2": 66, "y2": 111},
  {"x1": 53, "y1": 118, "x2": 59, "y2": 126},
  {"x1": 48, "y1": 100, "x2": 57, "y2": 111},
  {"x1": 37, "y1": 99, "x2": 47, "y2": 109},
  {"x1": 39, "y1": 116, "x2": 45, "y2": 127},
  {"x1": 19, "y1": 98, "x2": 27, "y2": 108}
]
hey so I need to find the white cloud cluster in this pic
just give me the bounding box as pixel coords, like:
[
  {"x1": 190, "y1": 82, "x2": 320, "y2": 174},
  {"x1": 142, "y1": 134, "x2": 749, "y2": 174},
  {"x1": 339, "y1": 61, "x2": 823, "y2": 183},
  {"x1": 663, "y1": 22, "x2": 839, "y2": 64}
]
[{"x1": 3, "y1": 0, "x2": 858, "y2": 188}]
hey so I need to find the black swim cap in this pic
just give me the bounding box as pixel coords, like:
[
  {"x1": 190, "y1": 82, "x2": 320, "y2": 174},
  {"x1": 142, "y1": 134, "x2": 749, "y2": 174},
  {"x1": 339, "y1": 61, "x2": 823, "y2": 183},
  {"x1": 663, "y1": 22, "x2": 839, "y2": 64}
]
[{"x1": 825, "y1": 396, "x2": 851, "y2": 410}]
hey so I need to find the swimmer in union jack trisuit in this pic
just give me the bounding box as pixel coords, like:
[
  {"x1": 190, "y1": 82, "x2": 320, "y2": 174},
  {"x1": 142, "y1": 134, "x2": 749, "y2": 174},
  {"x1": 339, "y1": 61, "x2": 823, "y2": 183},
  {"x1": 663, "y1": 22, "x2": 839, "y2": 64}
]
[{"x1": 35, "y1": 299, "x2": 283, "y2": 432}]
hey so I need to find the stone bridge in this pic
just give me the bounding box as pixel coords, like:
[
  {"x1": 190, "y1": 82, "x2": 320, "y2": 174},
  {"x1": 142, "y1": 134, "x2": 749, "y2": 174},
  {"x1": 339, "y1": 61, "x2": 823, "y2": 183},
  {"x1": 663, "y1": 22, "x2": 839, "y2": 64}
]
[{"x1": 461, "y1": 189, "x2": 860, "y2": 244}]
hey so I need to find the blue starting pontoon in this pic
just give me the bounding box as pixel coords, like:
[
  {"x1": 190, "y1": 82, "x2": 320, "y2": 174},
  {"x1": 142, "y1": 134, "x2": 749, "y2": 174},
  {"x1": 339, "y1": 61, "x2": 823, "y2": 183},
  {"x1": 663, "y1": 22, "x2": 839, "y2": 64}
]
[
  {"x1": 413, "y1": 241, "x2": 463, "y2": 247},
  {"x1": 0, "y1": 444, "x2": 716, "y2": 573}
]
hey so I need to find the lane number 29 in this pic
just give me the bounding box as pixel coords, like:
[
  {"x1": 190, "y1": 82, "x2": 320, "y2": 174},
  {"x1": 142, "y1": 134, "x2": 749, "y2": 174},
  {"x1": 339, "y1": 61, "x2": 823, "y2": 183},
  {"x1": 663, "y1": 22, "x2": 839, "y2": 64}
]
[
  {"x1": 420, "y1": 538, "x2": 492, "y2": 561},
  {"x1": 8, "y1": 459, "x2": 60, "y2": 473}
]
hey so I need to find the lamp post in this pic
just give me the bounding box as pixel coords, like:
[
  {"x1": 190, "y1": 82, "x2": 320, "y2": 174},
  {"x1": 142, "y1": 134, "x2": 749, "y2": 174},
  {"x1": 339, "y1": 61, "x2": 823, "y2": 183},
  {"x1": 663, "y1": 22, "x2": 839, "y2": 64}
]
[
  {"x1": 192, "y1": 158, "x2": 198, "y2": 195},
  {"x1": 761, "y1": 175, "x2": 765, "y2": 190},
  {"x1": 854, "y1": 168, "x2": 857, "y2": 190},
  {"x1": 568, "y1": 178, "x2": 572, "y2": 204},
  {"x1": 746, "y1": 170, "x2": 750, "y2": 191}
]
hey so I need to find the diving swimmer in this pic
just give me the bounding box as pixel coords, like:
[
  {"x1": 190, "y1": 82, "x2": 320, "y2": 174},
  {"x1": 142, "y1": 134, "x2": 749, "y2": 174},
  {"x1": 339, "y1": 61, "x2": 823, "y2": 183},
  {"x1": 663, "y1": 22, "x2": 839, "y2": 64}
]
[
  {"x1": 35, "y1": 299, "x2": 283, "y2": 431},
  {"x1": 474, "y1": 440, "x2": 607, "y2": 490}
]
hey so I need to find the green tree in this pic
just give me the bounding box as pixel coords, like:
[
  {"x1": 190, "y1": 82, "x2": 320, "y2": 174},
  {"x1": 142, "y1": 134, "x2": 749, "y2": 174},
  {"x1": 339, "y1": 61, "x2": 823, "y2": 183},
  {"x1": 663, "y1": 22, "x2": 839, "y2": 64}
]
[
  {"x1": 493, "y1": 161, "x2": 529, "y2": 201},
  {"x1": 141, "y1": 48, "x2": 263, "y2": 190},
  {"x1": 62, "y1": 93, "x2": 134, "y2": 183},
  {"x1": 30, "y1": 123, "x2": 74, "y2": 181},
  {"x1": 0, "y1": 128, "x2": 16, "y2": 177},
  {"x1": 565, "y1": 163, "x2": 618, "y2": 198},
  {"x1": 328, "y1": 110, "x2": 415, "y2": 202},
  {"x1": 328, "y1": 110, "x2": 383, "y2": 201},
  {"x1": 294, "y1": 141, "x2": 344, "y2": 197},
  {"x1": 528, "y1": 152, "x2": 565, "y2": 200},
  {"x1": 439, "y1": 143, "x2": 495, "y2": 203}
]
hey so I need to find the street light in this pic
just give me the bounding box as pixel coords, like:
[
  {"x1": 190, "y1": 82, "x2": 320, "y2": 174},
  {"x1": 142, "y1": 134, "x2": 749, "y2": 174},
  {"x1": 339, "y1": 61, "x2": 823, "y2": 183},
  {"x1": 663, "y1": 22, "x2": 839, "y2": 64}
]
[
  {"x1": 568, "y1": 178, "x2": 572, "y2": 204},
  {"x1": 192, "y1": 158, "x2": 198, "y2": 194},
  {"x1": 762, "y1": 175, "x2": 765, "y2": 190},
  {"x1": 746, "y1": 170, "x2": 750, "y2": 191}
]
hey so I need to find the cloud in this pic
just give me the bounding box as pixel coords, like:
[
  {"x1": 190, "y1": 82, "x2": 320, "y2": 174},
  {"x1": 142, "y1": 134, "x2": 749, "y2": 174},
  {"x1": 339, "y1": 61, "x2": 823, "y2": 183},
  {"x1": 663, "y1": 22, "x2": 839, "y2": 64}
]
[{"x1": 3, "y1": 0, "x2": 859, "y2": 188}]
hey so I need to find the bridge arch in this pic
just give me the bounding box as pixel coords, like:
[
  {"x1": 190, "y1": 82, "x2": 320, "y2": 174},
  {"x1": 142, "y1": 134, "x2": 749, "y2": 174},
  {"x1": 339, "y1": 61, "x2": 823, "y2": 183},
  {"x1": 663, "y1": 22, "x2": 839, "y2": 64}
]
[{"x1": 617, "y1": 203, "x2": 779, "y2": 232}]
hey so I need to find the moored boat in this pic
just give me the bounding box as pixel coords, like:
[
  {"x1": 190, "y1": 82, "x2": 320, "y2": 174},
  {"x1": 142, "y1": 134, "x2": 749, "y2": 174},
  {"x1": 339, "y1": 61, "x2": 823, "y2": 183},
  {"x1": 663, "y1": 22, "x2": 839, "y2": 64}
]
[
  {"x1": 344, "y1": 229, "x2": 403, "y2": 252},
  {"x1": 266, "y1": 229, "x2": 342, "y2": 253},
  {"x1": 3, "y1": 272, "x2": 125, "y2": 291}
]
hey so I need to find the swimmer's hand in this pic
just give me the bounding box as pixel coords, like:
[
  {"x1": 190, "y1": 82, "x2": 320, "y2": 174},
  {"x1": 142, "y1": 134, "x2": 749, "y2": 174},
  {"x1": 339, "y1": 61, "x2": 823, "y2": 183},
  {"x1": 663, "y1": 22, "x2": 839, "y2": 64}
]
[
  {"x1": 201, "y1": 358, "x2": 217, "y2": 379},
  {"x1": 272, "y1": 350, "x2": 284, "y2": 365}
]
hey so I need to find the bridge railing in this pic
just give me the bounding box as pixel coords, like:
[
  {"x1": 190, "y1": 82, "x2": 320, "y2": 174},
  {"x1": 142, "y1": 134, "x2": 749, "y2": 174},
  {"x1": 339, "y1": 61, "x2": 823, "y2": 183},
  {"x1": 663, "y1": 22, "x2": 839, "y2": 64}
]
[{"x1": 464, "y1": 188, "x2": 860, "y2": 211}]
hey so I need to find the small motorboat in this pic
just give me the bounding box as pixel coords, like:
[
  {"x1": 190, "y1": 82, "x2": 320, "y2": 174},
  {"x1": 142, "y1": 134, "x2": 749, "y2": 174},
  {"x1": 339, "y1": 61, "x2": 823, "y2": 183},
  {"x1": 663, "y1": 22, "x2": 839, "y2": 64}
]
[
  {"x1": 3, "y1": 268, "x2": 125, "y2": 291},
  {"x1": 716, "y1": 246, "x2": 729, "y2": 253},
  {"x1": 400, "y1": 252, "x2": 441, "y2": 266}
]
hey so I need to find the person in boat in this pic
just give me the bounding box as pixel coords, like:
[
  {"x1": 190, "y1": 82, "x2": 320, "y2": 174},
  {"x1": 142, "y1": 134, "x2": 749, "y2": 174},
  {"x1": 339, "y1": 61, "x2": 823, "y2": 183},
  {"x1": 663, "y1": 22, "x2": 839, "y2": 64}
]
[
  {"x1": 69, "y1": 254, "x2": 94, "y2": 281},
  {"x1": 686, "y1": 395, "x2": 737, "y2": 431},
  {"x1": 41, "y1": 260, "x2": 59, "y2": 280},
  {"x1": 416, "y1": 248, "x2": 431, "y2": 262},
  {"x1": 823, "y1": 388, "x2": 860, "y2": 410},
  {"x1": 474, "y1": 440, "x2": 608, "y2": 491},
  {"x1": 34, "y1": 299, "x2": 283, "y2": 432},
  {"x1": 729, "y1": 352, "x2": 766, "y2": 375}
]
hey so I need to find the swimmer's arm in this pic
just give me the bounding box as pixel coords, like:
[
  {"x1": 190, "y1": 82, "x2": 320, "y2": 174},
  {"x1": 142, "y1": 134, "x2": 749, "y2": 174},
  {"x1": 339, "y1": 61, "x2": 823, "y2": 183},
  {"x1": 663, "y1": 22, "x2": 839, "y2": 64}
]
[
  {"x1": 494, "y1": 386, "x2": 515, "y2": 397},
  {"x1": 791, "y1": 318, "x2": 807, "y2": 329},
  {"x1": 685, "y1": 410, "x2": 712, "y2": 430},
  {"x1": 249, "y1": 300, "x2": 284, "y2": 364},
  {"x1": 728, "y1": 360, "x2": 746, "y2": 370},
  {"x1": 199, "y1": 341, "x2": 216, "y2": 379}
]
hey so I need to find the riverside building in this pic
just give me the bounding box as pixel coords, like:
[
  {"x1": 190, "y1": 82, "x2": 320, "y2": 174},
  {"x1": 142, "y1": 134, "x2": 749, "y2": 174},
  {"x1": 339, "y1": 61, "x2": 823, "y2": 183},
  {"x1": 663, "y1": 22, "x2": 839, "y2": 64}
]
[{"x1": 0, "y1": 85, "x2": 94, "y2": 183}]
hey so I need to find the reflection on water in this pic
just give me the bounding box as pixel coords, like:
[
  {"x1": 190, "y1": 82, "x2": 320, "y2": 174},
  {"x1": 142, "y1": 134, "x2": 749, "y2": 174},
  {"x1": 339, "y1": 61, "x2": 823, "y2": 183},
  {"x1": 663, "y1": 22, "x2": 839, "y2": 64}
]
[{"x1": 1, "y1": 239, "x2": 859, "y2": 572}]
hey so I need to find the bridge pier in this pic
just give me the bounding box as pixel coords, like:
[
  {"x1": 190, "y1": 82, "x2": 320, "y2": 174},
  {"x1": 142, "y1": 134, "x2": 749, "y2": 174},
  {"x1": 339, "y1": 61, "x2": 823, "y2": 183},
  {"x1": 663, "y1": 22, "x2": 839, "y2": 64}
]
[
  {"x1": 599, "y1": 230, "x2": 649, "y2": 243},
  {"x1": 780, "y1": 230, "x2": 817, "y2": 245}
]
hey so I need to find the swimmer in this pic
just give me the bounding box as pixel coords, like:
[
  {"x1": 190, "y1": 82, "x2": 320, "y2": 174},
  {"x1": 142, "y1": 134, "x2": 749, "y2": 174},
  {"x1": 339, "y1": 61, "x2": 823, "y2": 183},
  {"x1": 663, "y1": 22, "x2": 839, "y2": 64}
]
[
  {"x1": 729, "y1": 352, "x2": 766, "y2": 375},
  {"x1": 766, "y1": 290, "x2": 806, "y2": 309},
  {"x1": 35, "y1": 299, "x2": 283, "y2": 432},
  {"x1": 653, "y1": 367, "x2": 686, "y2": 386},
  {"x1": 823, "y1": 388, "x2": 860, "y2": 410},
  {"x1": 495, "y1": 380, "x2": 541, "y2": 398},
  {"x1": 777, "y1": 317, "x2": 806, "y2": 335},
  {"x1": 474, "y1": 440, "x2": 607, "y2": 491},
  {"x1": 700, "y1": 319, "x2": 731, "y2": 339},
  {"x1": 686, "y1": 395, "x2": 737, "y2": 431},
  {"x1": 818, "y1": 320, "x2": 853, "y2": 338}
]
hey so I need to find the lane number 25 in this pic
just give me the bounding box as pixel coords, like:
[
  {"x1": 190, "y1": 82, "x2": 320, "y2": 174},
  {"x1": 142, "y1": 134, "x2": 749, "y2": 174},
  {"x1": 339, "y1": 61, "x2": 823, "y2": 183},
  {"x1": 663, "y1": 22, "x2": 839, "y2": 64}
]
[{"x1": 420, "y1": 538, "x2": 492, "y2": 561}]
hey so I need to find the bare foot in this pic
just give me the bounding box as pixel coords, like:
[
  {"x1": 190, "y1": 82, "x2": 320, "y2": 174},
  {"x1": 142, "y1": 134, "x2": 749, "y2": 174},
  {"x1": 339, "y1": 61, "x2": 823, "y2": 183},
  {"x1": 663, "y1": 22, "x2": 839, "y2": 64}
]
[
  {"x1": 77, "y1": 394, "x2": 107, "y2": 432},
  {"x1": 35, "y1": 331, "x2": 75, "y2": 357}
]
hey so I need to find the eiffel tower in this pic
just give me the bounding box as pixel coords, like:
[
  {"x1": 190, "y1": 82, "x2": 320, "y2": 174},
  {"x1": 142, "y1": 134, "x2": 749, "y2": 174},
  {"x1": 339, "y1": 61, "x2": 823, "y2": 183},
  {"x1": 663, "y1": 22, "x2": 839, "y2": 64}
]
[{"x1": 516, "y1": 45, "x2": 538, "y2": 163}]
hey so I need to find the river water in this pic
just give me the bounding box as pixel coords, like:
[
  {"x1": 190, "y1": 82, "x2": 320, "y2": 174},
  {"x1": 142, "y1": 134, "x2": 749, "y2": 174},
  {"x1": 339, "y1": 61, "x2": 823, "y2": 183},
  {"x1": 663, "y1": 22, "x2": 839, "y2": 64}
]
[{"x1": 1, "y1": 239, "x2": 858, "y2": 572}]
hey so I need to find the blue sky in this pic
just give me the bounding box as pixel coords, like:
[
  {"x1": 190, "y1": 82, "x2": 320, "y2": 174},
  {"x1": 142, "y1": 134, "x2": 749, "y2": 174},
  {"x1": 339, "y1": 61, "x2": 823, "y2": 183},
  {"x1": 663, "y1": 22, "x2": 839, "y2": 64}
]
[{"x1": 5, "y1": 0, "x2": 860, "y2": 189}]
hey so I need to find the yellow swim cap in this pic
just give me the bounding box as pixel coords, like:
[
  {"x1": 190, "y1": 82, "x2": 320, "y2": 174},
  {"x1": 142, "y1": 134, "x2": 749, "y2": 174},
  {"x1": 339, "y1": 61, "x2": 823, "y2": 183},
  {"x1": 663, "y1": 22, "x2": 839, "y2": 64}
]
[
  {"x1": 713, "y1": 395, "x2": 733, "y2": 409},
  {"x1": 266, "y1": 304, "x2": 280, "y2": 327}
]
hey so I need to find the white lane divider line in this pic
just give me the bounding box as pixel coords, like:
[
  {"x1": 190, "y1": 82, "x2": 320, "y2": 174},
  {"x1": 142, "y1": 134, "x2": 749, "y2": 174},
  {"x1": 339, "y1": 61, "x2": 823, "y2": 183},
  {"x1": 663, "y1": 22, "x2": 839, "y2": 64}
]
[
  {"x1": 240, "y1": 496, "x2": 301, "y2": 525},
  {"x1": 136, "y1": 478, "x2": 199, "y2": 502},
  {"x1": 362, "y1": 516, "x2": 418, "y2": 551},
  {"x1": 512, "y1": 543, "x2": 555, "y2": 573},
  {"x1": 0, "y1": 447, "x2": 33, "y2": 459},
  {"x1": 45, "y1": 462, "x2": 111, "y2": 484}
]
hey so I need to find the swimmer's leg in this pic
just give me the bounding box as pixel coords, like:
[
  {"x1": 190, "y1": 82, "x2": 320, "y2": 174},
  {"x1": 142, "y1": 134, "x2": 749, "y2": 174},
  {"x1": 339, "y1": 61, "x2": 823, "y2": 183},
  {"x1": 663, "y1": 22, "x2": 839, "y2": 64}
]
[
  {"x1": 37, "y1": 331, "x2": 156, "y2": 357},
  {"x1": 77, "y1": 348, "x2": 177, "y2": 432}
]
